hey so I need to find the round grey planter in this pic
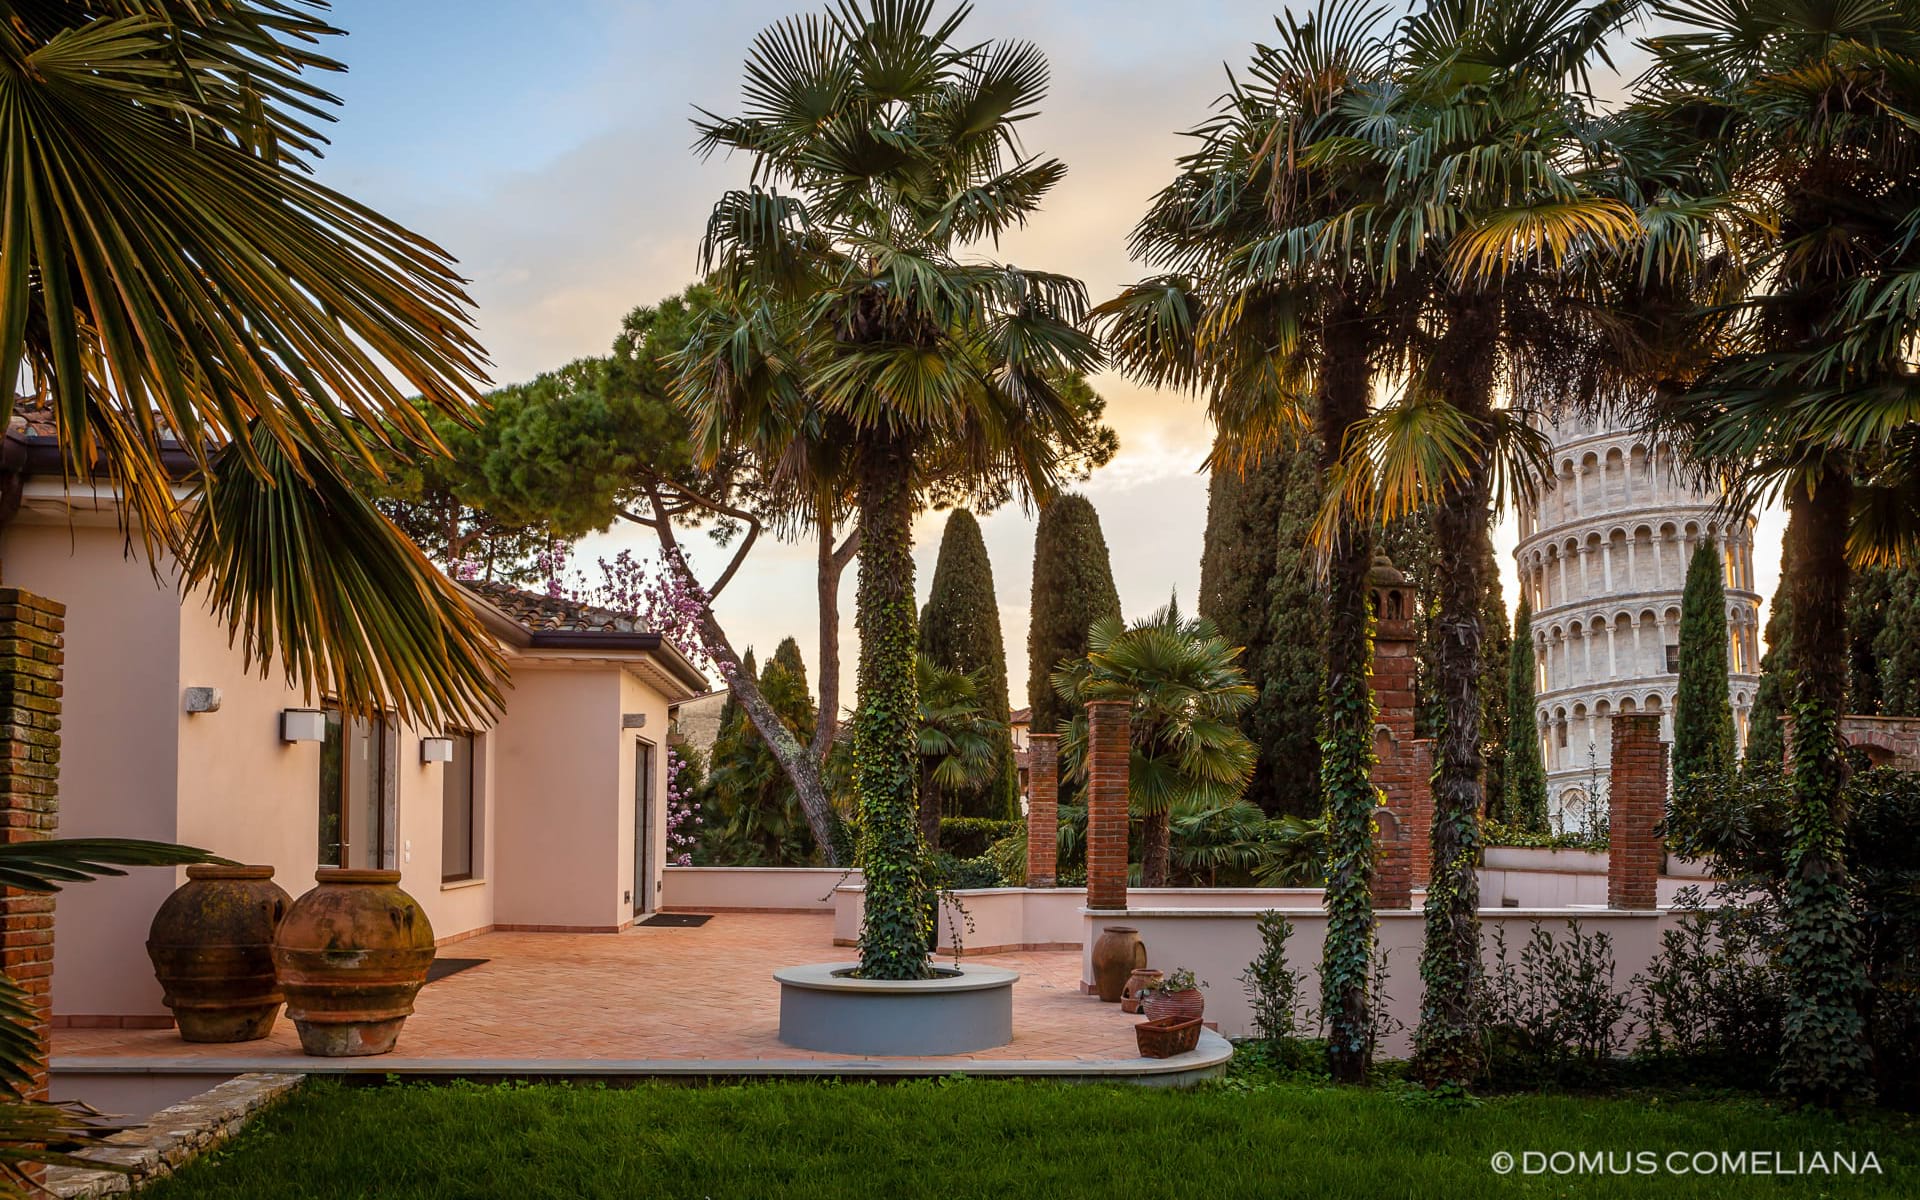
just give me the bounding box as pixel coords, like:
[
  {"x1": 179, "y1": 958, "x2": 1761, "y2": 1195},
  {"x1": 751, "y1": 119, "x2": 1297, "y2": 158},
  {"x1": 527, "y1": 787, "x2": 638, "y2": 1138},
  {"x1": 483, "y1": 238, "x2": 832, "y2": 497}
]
[{"x1": 774, "y1": 962, "x2": 1018, "y2": 1055}]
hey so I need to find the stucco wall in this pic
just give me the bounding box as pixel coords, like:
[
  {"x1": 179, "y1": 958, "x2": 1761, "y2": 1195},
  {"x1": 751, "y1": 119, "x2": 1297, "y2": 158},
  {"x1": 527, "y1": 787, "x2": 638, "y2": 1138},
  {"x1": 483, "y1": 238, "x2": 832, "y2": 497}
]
[
  {"x1": 490, "y1": 666, "x2": 624, "y2": 929},
  {"x1": 2, "y1": 522, "x2": 183, "y2": 1018},
  {"x1": 1090, "y1": 905, "x2": 1675, "y2": 1055},
  {"x1": 619, "y1": 669, "x2": 671, "y2": 919},
  {"x1": 660, "y1": 867, "x2": 860, "y2": 913}
]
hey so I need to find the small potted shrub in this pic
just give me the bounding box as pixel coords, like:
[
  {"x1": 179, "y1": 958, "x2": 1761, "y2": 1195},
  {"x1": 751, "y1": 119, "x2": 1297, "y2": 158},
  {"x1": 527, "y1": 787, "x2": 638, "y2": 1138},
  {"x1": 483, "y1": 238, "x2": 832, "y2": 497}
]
[{"x1": 1141, "y1": 967, "x2": 1206, "y2": 1024}]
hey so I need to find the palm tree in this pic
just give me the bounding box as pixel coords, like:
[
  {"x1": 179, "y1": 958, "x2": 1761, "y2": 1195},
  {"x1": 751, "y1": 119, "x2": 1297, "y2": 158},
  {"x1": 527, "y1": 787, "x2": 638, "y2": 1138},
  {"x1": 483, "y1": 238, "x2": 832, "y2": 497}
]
[
  {"x1": 1092, "y1": 0, "x2": 1399, "y2": 1084},
  {"x1": 1, "y1": 4, "x2": 503, "y2": 1176},
  {"x1": 686, "y1": 0, "x2": 1100, "y2": 979},
  {"x1": 2, "y1": 3, "x2": 502, "y2": 728},
  {"x1": 1620, "y1": 0, "x2": 1920, "y2": 1104},
  {"x1": 914, "y1": 654, "x2": 1004, "y2": 850},
  {"x1": 1303, "y1": 0, "x2": 1639, "y2": 1088},
  {"x1": 1052, "y1": 598, "x2": 1258, "y2": 887}
]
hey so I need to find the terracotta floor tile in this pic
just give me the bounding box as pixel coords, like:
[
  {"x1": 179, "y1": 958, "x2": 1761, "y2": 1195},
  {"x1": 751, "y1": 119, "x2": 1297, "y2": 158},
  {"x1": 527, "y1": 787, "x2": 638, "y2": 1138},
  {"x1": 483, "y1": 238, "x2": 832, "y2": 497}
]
[{"x1": 56, "y1": 914, "x2": 1141, "y2": 1065}]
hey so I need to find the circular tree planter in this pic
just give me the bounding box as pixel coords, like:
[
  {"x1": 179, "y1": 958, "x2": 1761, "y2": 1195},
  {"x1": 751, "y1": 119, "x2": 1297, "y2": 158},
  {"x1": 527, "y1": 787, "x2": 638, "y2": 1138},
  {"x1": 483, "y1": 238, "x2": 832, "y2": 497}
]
[{"x1": 774, "y1": 963, "x2": 1018, "y2": 1055}]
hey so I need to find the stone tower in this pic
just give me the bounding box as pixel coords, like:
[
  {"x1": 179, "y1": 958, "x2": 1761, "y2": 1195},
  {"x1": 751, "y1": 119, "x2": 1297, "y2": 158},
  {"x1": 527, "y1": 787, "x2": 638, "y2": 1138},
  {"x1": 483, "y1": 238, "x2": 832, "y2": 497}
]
[{"x1": 1513, "y1": 407, "x2": 1762, "y2": 828}]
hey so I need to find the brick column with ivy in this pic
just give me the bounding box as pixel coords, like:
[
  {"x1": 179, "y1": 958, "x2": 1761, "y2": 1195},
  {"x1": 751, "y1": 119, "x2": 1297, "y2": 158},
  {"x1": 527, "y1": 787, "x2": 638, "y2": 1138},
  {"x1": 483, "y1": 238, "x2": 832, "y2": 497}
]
[
  {"x1": 1608, "y1": 713, "x2": 1664, "y2": 911},
  {"x1": 1025, "y1": 734, "x2": 1059, "y2": 888},
  {"x1": 0, "y1": 588, "x2": 64, "y2": 1102},
  {"x1": 1369, "y1": 561, "x2": 1433, "y2": 900},
  {"x1": 1084, "y1": 700, "x2": 1129, "y2": 911}
]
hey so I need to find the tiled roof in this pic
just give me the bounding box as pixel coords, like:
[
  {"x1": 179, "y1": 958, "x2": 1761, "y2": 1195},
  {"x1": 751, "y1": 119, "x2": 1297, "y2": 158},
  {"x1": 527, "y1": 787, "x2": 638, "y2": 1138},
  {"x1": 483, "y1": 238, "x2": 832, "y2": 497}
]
[
  {"x1": 459, "y1": 579, "x2": 654, "y2": 635},
  {"x1": 6, "y1": 395, "x2": 58, "y2": 440},
  {"x1": 1009, "y1": 706, "x2": 1032, "y2": 725}
]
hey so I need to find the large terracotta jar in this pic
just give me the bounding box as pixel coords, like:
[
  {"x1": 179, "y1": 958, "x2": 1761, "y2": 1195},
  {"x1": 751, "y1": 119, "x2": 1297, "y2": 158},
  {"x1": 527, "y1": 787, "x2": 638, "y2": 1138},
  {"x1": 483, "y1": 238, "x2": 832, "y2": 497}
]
[
  {"x1": 1090, "y1": 926, "x2": 1145, "y2": 1003},
  {"x1": 1120, "y1": 967, "x2": 1164, "y2": 1015},
  {"x1": 146, "y1": 866, "x2": 292, "y2": 1042},
  {"x1": 273, "y1": 869, "x2": 435, "y2": 1057}
]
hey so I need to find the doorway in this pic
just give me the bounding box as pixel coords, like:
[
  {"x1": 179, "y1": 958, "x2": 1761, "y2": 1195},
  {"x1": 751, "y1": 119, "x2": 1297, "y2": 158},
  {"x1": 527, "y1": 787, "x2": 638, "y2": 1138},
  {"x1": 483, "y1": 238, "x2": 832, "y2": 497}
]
[{"x1": 633, "y1": 738, "x2": 655, "y2": 918}]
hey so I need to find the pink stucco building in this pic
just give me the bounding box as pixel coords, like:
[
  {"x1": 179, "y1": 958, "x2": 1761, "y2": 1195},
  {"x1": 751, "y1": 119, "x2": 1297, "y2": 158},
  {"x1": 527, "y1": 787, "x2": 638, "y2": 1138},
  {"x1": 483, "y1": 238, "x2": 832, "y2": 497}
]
[{"x1": 1, "y1": 416, "x2": 705, "y2": 1027}]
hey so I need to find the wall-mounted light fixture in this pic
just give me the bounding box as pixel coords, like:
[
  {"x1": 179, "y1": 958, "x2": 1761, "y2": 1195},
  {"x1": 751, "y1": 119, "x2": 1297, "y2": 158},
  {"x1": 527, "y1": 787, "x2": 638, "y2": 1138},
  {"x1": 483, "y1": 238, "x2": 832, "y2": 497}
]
[
  {"x1": 280, "y1": 708, "x2": 327, "y2": 743},
  {"x1": 183, "y1": 687, "x2": 222, "y2": 714},
  {"x1": 621, "y1": 713, "x2": 647, "y2": 730},
  {"x1": 419, "y1": 736, "x2": 454, "y2": 764}
]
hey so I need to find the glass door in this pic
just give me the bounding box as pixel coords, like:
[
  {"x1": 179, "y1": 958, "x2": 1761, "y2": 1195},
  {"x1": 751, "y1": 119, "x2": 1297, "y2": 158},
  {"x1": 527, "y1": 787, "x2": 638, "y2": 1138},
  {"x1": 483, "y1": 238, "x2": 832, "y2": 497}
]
[
  {"x1": 319, "y1": 706, "x2": 395, "y2": 869},
  {"x1": 633, "y1": 739, "x2": 654, "y2": 917}
]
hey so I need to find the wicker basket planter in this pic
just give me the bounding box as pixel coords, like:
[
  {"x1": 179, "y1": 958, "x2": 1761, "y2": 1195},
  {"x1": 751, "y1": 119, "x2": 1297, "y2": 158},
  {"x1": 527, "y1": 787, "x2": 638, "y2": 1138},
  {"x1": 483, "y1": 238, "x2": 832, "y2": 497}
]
[{"x1": 1135, "y1": 1015, "x2": 1202, "y2": 1059}]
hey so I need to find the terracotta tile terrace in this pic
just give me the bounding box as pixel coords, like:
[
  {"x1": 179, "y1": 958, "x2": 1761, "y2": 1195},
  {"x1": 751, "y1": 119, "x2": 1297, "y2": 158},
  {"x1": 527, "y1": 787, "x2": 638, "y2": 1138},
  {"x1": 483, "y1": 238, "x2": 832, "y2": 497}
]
[{"x1": 54, "y1": 914, "x2": 1224, "y2": 1078}]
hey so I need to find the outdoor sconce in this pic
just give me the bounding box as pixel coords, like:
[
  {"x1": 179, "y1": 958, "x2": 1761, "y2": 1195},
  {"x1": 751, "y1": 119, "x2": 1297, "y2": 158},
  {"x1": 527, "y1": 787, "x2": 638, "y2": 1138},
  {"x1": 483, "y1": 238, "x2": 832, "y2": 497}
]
[
  {"x1": 419, "y1": 736, "x2": 454, "y2": 764},
  {"x1": 280, "y1": 708, "x2": 327, "y2": 743},
  {"x1": 183, "y1": 687, "x2": 222, "y2": 714}
]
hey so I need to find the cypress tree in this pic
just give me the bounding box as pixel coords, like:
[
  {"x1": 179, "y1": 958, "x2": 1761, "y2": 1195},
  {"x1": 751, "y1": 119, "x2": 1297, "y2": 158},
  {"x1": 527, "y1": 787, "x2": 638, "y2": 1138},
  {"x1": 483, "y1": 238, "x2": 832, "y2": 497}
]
[
  {"x1": 919, "y1": 509, "x2": 1018, "y2": 817},
  {"x1": 1478, "y1": 533, "x2": 1512, "y2": 813},
  {"x1": 1505, "y1": 596, "x2": 1549, "y2": 830},
  {"x1": 1748, "y1": 578, "x2": 1792, "y2": 769},
  {"x1": 1199, "y1": 443, "x2": 1325, "y2": 816},
  {"x1": 1674, "y1": 540, "x2": 1737, "y2": 782},
  {"x1": 1026, "y1": 493, "x2": 1122, "y2": 733},
  {"x1": 1847, "y1": 567, "x2": 1899, "y2": 715},
  {"x1": 1875, "y1": 568, "x2": 1920, "y2": 717}
]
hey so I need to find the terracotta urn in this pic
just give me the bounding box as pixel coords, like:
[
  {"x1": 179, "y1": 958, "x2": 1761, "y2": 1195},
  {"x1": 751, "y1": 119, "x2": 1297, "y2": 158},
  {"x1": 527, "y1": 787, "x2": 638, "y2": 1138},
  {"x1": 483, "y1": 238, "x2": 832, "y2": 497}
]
[
  {"x1": 146, "y1": 865, "x2": 292, "y2": 1042},
  {"x1": 1120, "y1": 967, "x2": 1163, "y2": 1015},
  {"x1": 1090, "y1": 926, "x2": 1146, "y2": 1003},
  {"x1": 1144, "y1": 987, "x2": 1204, "y2": 1025},
  {"x1": 273, "y1": 869, "x2": 435, "y2": 1057}
]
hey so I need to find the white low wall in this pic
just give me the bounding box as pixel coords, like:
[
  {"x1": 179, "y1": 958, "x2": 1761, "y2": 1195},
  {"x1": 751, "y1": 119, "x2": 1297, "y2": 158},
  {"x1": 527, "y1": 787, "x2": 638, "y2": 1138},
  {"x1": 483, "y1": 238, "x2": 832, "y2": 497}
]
[
  {"x1": 1089, "y1": 905, "x2": 1678, "y2": 1056},
  {"x1": 661, "y1": 866, "x2": 859, "y2": 913},
  {"x1": 831, "y1": 886, "x2": 1336, "y2": 953}
]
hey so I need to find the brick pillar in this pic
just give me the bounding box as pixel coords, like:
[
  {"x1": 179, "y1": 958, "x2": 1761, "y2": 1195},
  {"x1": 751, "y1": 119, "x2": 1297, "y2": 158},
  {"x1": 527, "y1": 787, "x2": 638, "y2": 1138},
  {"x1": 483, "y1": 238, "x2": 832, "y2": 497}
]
[
  {"x1": 1085, "y1": 700, "x2": 1129, "y2": 911},
  {"x1": 0, "y1": 589, "x2": 64, "y2": 1102},
  {"x1": 1373, "y1": 807, "x2": 1412, "y2": 910},
  {"x1": 1025, "y1": 734, "x2": 1059, "y2": 887},
  {"x1": 1608, "y1": 713, "x2": 1665, "y2": 911},
  {"x1": 1368, "y1": 557, "x2": 1433, "y2": 899},
  {"x1": 1407, "y1": 740, "x2": 1434, "y2": 887}
]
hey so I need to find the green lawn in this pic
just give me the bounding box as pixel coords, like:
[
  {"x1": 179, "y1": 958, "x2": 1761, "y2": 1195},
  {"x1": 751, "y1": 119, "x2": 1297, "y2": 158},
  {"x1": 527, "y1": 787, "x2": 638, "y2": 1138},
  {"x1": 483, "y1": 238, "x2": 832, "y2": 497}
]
[{"x1": 144, "y1": 1074, "x2": 1917, "y2": 1200}]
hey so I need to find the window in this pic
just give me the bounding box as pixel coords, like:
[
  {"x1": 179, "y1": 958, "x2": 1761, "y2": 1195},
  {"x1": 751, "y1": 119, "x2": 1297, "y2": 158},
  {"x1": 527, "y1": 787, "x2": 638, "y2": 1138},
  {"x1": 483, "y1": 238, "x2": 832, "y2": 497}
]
[
  {"x1": 318, "y1": 705, "x2": 394, "y2": 869},
  {"x1": 442, "y1": 732, "x2": 478, "y2": 883},
  {"x1": 1664, "y1": 643, "x2": 1681, "y2": 673}
]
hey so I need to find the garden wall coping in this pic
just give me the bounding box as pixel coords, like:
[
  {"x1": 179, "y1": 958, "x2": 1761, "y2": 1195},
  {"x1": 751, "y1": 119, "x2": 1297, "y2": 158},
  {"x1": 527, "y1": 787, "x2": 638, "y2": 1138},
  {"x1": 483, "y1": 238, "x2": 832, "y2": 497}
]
[{"x1": 46, "y1": 1071, "x2": 303, "y2": 1197}]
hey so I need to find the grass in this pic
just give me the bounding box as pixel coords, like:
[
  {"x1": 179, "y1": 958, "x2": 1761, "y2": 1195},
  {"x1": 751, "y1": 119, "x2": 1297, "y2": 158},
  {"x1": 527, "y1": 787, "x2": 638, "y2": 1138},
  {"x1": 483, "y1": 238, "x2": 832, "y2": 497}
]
[{"x1": 142, "y1": 1067, "x2": 1918, "y2": 1200}]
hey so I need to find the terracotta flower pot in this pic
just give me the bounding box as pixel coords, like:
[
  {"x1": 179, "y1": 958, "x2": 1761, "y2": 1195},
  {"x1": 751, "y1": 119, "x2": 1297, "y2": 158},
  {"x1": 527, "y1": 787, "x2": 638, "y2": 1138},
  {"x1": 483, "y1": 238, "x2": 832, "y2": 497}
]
[
  {"x1": 273, "y1": 869, "x2": 435, "y2": 1057},
  {"x1": 146, "y1": 865, "x2": 292, "y2": 1043},
  {"x1": 1120, "y1": 968, "x2": 1164, "y2": 1015},
  {"x1": 1091, "y1": 926, "x2": 1146, "y2": 1003},
  {"x1": 1144, "y1": 987, "x2": 1204, "y2": 1025}
]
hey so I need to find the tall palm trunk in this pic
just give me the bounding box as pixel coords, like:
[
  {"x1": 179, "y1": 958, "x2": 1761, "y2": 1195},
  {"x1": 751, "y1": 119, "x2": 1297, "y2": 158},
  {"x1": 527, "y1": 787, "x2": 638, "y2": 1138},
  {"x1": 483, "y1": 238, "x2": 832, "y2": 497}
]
[
  {"x1": 854, "y1": 433, "x2": 930, "y2": 979},
  {"x1": 1412, "y1": 301, "x2": 1496, "y2": 1088},
  {"x1": 1141, "y1": 801, "x2": 1170, "y2": 889},
  {"x1": 1317, "y1": 300, "x2": 1380, "y2": 1085},
  {"x1": 1777, "y1": 466, "x2": 1873, "y2": 1102}
]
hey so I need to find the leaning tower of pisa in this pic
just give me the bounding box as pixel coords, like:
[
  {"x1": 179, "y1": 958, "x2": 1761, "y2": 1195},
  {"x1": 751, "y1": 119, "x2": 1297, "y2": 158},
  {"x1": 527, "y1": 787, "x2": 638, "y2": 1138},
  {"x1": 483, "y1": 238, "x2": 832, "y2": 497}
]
[{"x1": 1513, "y1": 406, "x2": 1763, "y2": 828}]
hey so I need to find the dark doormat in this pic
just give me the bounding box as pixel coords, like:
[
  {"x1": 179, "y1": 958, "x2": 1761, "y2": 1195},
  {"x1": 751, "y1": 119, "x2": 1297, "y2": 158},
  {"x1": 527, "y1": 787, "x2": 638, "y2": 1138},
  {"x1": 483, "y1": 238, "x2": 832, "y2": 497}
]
[
  {"x1": 637, "y1": 913, "x2": 712, "y2": 928},
  {"x1": 426, "y1": 957, "x2": 489, "y2": 984}
]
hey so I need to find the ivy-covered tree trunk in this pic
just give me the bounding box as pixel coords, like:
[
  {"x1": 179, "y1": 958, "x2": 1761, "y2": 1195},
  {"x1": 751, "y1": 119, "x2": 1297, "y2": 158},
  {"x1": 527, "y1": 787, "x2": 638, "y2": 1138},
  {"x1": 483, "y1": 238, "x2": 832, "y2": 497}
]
[
  {"x1": 1777, "y1": 468, "x2": 1873, "y2": 1104},
  {"x1": 1504, "y1": 596, "x2": 1549, "y2": 830},
  {"x1": 1673, "y1": 539, "x2": 1736, "y2": 784},
  {"x1": 854, "y1": 434, "x2": 931, "y2": 979},
  {"x1": 1316, "y1": 314, "x2": 1379, "y2": 1086},
  {"x1": 1412, "y1": 304, "x2": 1492, "y2": 1089}
]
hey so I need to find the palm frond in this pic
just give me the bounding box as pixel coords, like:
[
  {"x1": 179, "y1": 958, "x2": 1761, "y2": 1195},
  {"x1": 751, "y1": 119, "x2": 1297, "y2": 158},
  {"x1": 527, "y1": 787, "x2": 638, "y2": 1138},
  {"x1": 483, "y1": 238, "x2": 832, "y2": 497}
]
[{"x1": 184, "y1": 427, "x2": 506, "y2": 728}]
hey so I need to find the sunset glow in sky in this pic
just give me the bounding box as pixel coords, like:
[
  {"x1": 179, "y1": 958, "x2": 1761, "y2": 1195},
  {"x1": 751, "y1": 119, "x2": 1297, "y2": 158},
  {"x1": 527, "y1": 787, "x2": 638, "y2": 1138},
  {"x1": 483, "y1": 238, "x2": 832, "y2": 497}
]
[{"x1": 318, "y1": 0, "x2": 1784, "y2": 705}]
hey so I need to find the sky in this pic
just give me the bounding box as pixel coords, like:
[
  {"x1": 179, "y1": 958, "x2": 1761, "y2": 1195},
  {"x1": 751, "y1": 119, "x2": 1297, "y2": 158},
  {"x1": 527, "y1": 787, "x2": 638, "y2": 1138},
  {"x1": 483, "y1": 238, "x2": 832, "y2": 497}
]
[{"x1": 315, "y1": 0, "x2": 1784, "y2": 704}]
